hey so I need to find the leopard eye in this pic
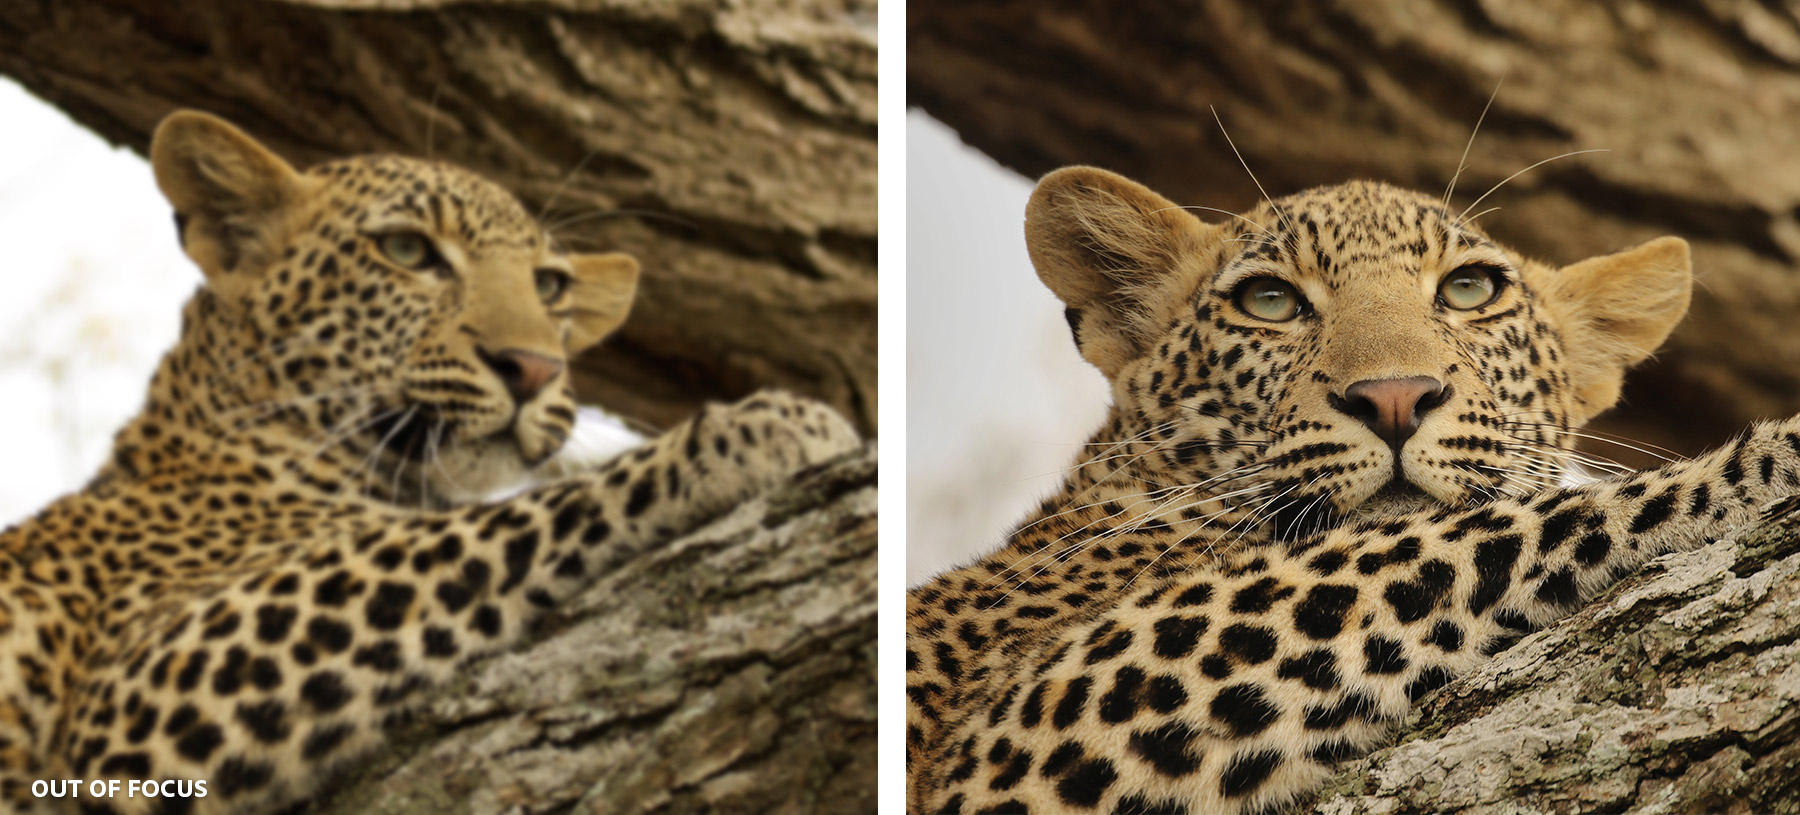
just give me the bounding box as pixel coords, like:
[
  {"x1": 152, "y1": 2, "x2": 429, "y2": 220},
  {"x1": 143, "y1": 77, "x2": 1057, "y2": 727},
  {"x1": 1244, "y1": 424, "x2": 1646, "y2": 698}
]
[
  {"x1": 535, "y1": 268, "x2": 571, "y2": 303},
  {"x1": 1234, "y1": 276, "x2": 1304, "y2": 322},
  {"x1": 1439, "y1": 265, "x2": 1504, "y2": 310},
  {"x1": 377, "y1": 231, "x2": 437, "y2": 270}
]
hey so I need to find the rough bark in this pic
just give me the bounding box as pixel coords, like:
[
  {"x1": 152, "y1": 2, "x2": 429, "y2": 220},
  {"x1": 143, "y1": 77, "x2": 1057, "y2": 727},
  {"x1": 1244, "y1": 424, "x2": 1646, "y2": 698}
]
[
  {"x1": 0, "y1": 0, "x2": 877, "y2": 434},
  {"x1": 909, "y1": 0, "x2": 1800, "y2": 464},
  {"x1": 1306, "y1": 512, "x2": 1800, "y2": 814},
  {"x1": 311, "y1": 445, "x2": 877, "y2": 814}
]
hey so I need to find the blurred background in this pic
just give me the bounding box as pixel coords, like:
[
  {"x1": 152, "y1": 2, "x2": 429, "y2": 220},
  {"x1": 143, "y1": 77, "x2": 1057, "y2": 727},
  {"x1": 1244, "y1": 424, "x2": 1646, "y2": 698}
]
[
  {"x1": 905, "y1": 111, "x2": 1107, "y2": 584},
  {"x1": 907, "y1": 1, "x2": 1800, "y2": 580},
  {"x1": 0, "y1": 78, "x2": 192, "y2": 525}
]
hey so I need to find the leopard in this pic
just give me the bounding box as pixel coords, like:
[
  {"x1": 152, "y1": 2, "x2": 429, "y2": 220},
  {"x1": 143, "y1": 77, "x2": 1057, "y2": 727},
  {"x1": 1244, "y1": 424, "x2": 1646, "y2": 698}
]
[
  {"x1": 906, "y1": 165, "x2": 1800, "y2": 814},
  {"x1": 0, "y1": 110, "x2": 861, "y2": 814}
]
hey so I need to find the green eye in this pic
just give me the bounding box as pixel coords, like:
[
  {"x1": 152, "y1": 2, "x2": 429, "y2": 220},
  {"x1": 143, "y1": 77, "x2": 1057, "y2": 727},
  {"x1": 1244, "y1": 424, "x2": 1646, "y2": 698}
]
[
  {"x1": 1439, "y1": 265, "x2": 1504, "y2": 310},
  {"x1": 377, "y1": 231, "x2": 436, "y2": 270},
  {"x1": 1235, "y1": 277, "x2": 1304, "y2": 322},
  {"x1": 535, "y1": 268, "x2": 571, "y2": 303}
]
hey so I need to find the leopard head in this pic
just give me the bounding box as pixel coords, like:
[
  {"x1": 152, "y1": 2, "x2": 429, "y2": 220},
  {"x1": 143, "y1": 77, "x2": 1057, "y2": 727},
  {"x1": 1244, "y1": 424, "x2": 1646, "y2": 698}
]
[
  {"x1": 1027, "y1": 167, "x2": 1690, "y2": 540},
  {"x1": 149, "y1": 110, "x2": 638, "y2": 498}
]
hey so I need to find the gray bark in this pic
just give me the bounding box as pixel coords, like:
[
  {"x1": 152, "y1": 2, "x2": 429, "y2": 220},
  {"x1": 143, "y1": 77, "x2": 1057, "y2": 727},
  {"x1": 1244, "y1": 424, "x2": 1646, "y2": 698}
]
[
  {"x1": 314, "y1": 446, "x2": 877, "y2": 814},
  {"x1": 0, "y1": 0, "x2": 878, "y2": 435},
  {"x1": 1308, "y1": 515, "x2": 1800, "y2": 814}
]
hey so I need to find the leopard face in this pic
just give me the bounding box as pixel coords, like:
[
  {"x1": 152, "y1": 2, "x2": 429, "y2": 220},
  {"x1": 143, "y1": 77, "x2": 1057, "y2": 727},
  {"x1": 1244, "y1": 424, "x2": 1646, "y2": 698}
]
[
  {"x1": 150, "y1": 112, "x2": 639, "y2": 502},
  {"x1": 1030, "y1": 169, "x2": 1690, "y2": 543}
]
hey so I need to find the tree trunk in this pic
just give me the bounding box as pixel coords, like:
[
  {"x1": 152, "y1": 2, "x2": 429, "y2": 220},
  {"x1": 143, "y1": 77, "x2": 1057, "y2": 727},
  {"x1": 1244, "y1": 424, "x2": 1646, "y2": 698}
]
[
  {"x1": 0, "y1": 0, "x2": 878, "y2": 435},
  {"x1": 1306, "y1": 512, "x2": 1800, "y2": 814},
  {"x1": 314, "y1": 446, "x2": 877, "y2": 815},
  {"x1": 909, "y1": 0, "x2": 1800, "y2": 465}
]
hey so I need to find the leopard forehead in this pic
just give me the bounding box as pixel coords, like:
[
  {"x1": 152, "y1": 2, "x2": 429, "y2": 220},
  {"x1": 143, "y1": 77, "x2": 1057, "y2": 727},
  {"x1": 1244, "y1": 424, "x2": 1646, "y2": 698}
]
[
  {"x1": 303, "y1": 155, "x2": 548, "y2": 254},
  {"x1": 1222, "y1": 180, "x2": 1510, "y2": 289}
]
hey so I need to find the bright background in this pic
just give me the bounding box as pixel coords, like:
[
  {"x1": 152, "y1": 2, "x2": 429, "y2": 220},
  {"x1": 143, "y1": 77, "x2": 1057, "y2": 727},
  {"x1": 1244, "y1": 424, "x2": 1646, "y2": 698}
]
[
  {"x1": 905, "y1": 111, "x2": 1109, "y2": 584},
  {"x1": 0, "y1": 78, "x2": 195, "y2": 525}
]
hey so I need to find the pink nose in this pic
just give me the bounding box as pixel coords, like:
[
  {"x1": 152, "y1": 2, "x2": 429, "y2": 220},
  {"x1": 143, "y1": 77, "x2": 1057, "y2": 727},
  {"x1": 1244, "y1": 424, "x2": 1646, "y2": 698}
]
[
  {"x1": 1334, "y1": 376, "x2": 1448, "y2": 449},
  {"x1": 478, "y1": 348, "x2": 564, "y2": 403}
]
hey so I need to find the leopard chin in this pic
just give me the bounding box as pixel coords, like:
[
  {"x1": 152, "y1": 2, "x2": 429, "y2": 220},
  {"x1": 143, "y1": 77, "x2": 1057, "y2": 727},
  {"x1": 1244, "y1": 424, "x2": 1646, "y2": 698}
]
[{"x1": 1357, "y1": 480, "x2": 1440, "y2": 516}]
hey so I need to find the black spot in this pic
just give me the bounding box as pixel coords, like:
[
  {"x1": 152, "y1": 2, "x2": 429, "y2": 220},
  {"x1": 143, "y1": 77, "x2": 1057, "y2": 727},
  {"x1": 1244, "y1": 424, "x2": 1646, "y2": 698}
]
[
  {"x1": 352, "y1": 640, "x2": 403, "y2": 672},
  {"x1": 1302, "y1": 692, "x2": 1380, "y2": 730},
  {"x1": 365, "y1": 581, "x2": 416, "y2": 630},
  {"x1": 1052, "y1": 677, "x2": 1093, "y2": 730},
  {"x1": 989, "y1": 742, "x2": 1033, "y2": 792},
  {"x1": 624, "y1": 478, "x2": 656, "y2": 517},
  {"x1": 1144, "y1": 674, "x2": 1188, "y2": 713},
  {"x1": 1534, "y1": 567, "x2": 1580, "y2": 608},
  {"x1": 1306, "y1": 550, "x2": 1348, "y2": 576},
  {"x1": 1152, "y1": 615, "x2": 1208, "y2": 659},
  {"x1": 1055, "y1": 757, "x2": 1118, "y2": 809},
  {"x1": 1128, "y1": 721, "x2": 1203, "y2": 777},
  {"x1": 307, "y1": 616, "x2": 353, "y2": 653},
  {"x1": 423, "y1": 626, "x2": 458, "y2": 657},
  {"x1": 1363, "y1": 635, "x2": 1409, "y2": 674},
  {"x1": 214, "y1": 756, "x2": 274, "y2": 796},
  {"x1": 1084, "y1": 630, "x2": 1133, "y2": 665},
  {"x1": 254, "y1": 605, "x2": 297, "y2": 643},
  {"x1": 174, "y1": 724, "x2": 222, "y2": 761},
  {"x1": 1310, "y1": 738, "x2": 1360, "y2": 764},
  {"x1": 234, "y1": 700, "x2": 290, "y2": 743},
  {"x1": 1406, "y1": 666, "x2": 1456, "y2": 701},
  {"x1": 300, "y1": 671, "x2": 353, "y2": 713},
  {"x1": 1219, "y1": 748, "x2": 1283, "y2": 798},
  {"x1": 1383, "y1": 559, "x2": 1455, "y2": 623},
  {"x1": 314, "y1": 570, "x2": 355, "y2": 607},
  {"x1": 1230, "y1": 576, "x2": 1295, "y2": 613},
  {"x1": 301, "y1": 723, "x2": 354, "y2": 760},
  {"x1": 1172, "y1": 582, "x2": 1214, "y2": 607},
  {"x1": 1468, "y1": 534, "x2": 1523, "y2": 614},
  {"x1": 1019, "y1": 683, "x2": 1046, "y2": 728},
  {"x1": 1217, "y1": 623, "x2": 1278, "y2": 664},
  {"x1": 201, "y1": 611, "x2": 241, "y2": 640},
  {"x1": 1199, "y1": 655, "x2": 1232, "y2": 679},
  {"x1": 1041, "y1": 740, "x2": 1083, "y2": 776},
  {"x1": 1537, "y1": 508, "x2": 1585, "y2": 553},
  {"x1": 499, "y1": 531, "x2": 540, "y2": 593},
  {"x1": 1098, "y1": 666, "x2": 1145, "y2": 723},
  {"x1": 1574, "y1": 531, "x2": 1612, "y2": 566},
  {"x1": 1425, "y1": 620, "x2": 1464, "y2": 652},
  {"x1": 1293, "y1": 583, "x2": 1358, "y2": 639},
  {"x1": 1210, "y1": 683, "x2": 1280, "y2": 737},
  {"x1": 1276, "y1": 648, "x2": 1340, "y2": 690},
  {"x1": 1628, "y1": 487, "x2": 1678, "y2": 534}
]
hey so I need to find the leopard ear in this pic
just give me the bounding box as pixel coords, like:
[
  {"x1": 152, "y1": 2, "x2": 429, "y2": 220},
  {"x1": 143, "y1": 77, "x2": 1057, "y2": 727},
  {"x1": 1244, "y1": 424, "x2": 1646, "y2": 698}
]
[
  {"x1": 1026, "y1": 166, "x2": 1221, "y2": 378},
  {"x1": 565, "y1": 252, "x2": 640, "y2": 353},
  {"x1": 150, "y1": 110, "x2": 306, "y2": 279},
  {"x1": 1536, "y1": 236, "x2": 1692, "y2": 424}
]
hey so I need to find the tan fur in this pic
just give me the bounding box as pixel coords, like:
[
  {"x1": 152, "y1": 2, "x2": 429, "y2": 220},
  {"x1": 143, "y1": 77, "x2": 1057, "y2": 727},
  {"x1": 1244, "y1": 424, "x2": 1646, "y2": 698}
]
[{"x1": 909, "y1": 170, "x2": 1707, "y2": 814}]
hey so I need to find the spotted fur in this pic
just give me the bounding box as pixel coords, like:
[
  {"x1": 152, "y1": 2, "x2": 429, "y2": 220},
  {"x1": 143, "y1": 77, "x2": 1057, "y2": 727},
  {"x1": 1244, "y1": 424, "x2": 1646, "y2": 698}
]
[
  {"x1": 904, "y1": 167, "x2": 1792, "y2": 813},
  {"x1": 0, "y1": 111, "x2": 860, "y2": 814}
]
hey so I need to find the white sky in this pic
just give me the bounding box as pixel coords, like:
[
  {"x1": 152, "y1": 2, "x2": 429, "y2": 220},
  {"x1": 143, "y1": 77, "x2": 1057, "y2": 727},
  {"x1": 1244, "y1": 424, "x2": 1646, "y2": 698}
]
[
  {"x1": 0, "y1": 79, "x2": 195, "y2": 524},
  {"x1": 905, "y1": 111, "x2": 1109, "y2": 584}
]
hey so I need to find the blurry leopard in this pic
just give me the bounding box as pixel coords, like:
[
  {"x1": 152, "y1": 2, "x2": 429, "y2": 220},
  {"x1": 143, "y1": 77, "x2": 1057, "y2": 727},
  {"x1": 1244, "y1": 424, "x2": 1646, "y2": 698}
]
[
  {"x1": 906, "y1": 166, "x2": 1796, "y2": 813},
  {"x1": 0, "y1": 111, "x2": 859, "y2": 814}
]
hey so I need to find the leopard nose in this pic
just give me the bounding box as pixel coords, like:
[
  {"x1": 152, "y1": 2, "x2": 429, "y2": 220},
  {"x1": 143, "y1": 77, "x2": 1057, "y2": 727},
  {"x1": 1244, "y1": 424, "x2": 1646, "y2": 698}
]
[
  {"x1": 478, "y1": 348, "x2": 565, "y2": 403},
  {"x1": 1331, "y1": 376, "x2": 1449, "y2": 450}
]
